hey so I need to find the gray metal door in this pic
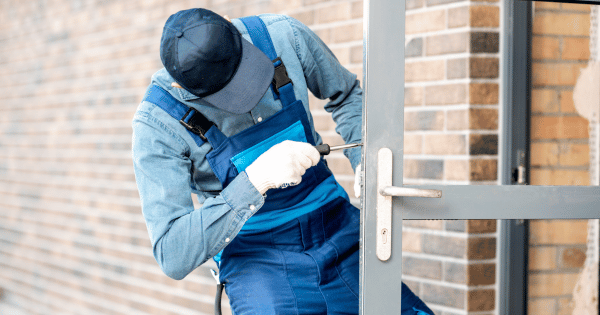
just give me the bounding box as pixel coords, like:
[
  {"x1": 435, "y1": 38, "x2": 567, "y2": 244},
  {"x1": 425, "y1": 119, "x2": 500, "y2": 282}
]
[{"x1": 360, "y1": 0, "x2": 600, "y2": 314}]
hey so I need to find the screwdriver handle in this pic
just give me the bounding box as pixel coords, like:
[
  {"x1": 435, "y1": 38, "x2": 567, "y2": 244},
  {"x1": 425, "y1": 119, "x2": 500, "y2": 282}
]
[{"x1": 315, "y1": 144, "x2": 331, "y2": 155}]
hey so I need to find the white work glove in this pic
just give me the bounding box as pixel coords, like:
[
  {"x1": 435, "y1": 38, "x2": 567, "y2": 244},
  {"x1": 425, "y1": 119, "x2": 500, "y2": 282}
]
[
  {"x1": 354, "y1": 164, "x2": 362, "y2": 198},
  {"x1": 246, "y1": 140, "x2": 321, "y2": 195}
]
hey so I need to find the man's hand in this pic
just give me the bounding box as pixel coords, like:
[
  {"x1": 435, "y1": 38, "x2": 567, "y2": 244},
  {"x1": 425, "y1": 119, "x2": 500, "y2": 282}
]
[{"x1": 246, "y1": 140, "x2": 320, "y2": 195}]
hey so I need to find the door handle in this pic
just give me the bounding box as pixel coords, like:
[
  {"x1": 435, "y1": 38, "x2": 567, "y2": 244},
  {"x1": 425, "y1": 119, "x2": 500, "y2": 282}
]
[{"x1": 376, "y1": 148, "x2": 442, "y2": 261}]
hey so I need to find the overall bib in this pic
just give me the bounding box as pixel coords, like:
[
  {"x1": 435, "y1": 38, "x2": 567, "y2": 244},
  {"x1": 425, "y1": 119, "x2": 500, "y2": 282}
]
[{"x1": 143, "y1": 16, "x2": 433, "y2": 315}]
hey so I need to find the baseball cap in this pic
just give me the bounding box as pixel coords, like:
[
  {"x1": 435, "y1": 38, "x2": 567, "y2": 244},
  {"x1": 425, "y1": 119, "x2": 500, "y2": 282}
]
[{"x1": 160, "y1": 8, "x2": 274, "y2": 114}]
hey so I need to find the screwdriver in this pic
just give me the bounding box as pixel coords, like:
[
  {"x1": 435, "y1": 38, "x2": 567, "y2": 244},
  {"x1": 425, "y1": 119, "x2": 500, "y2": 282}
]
[{"x1": 315, "y1": 143, "x2": 363, "y2": 155}]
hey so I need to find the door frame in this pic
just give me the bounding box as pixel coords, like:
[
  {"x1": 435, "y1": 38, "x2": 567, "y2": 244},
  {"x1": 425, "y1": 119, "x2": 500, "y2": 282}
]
[{"x1": 499, "y1": 0, "x2": 532, "y2": 314}]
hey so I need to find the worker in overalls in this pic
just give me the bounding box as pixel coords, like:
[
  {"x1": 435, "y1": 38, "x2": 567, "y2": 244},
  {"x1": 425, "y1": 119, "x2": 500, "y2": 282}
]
[{"x1": 132, "y1": 8, "x2": 433, "y2": 315}]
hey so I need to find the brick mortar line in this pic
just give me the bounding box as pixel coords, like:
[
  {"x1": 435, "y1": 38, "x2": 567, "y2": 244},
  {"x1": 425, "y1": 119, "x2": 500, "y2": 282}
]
[
  {"x1": 532, "y1": 34, "x2": 591, "y2": 39},
  {"x1": 306, "y1": 17, "x2": 363, "y2": 30},
  {"x1": 0, "y1": 88, "x2": 144, "y2": 107},
  {"x1": 531, "y1": 112, "x2": 590, "y2": 117},
  {"x1": 530, "y1": 139, "x2": 589, "y2": 144},
  {"x1": 0, "y1": 277, "x2": 109, "y2": 315},
  {"x1": 0, "y1": 69, "x2": 157, "y2": 92},
  {"x1": 402, "y1": 226, "x2": 498, "y2": 238},
  {"x1": 403, "y1": 178, "x2": 500, "y2": 185},
  {"x1": 407, "y1": 52, "x2": 501, "y2": 62},
  {"x1": 402, "y1": 252, "x2": 498, "y2": 265},
  {"x1": 0, "y1": 256, "x2": 213, "y2": 315},
  {"x1": 407, "y1": 1, "x2": 495, "y2": 14},
  {"x1": 404, "y1": 154, "x2": 498, "y2": 160},
  {"x1": 531, "y1": 59, "x2": 590, "y2": 64},
  {"x1": 402, "y1": 275, "x2": 497, "y2": 291},
  {"x1": 406, "y1": 26, "x2": 500, "y2": 38},
  {"x1": 405, "y1": 104, "x2": 500, "y2": 111},
  {"x1": 0, "y1": 53, "x2": 158, "y2": 77},
  {"x1": 0, "y1": 243, "x2": 219, "y2": 303},
  {"x1": 530, "y1": 165, "x2": 590, "y2": 171},
  {"x1": 404, "y1": 129, "x2": 499, "y2": 135},
  {"x1": 324, "y1": 40, "x2": 363, "y2": 50},
  {"x1": 405, "y1": 78, "x2": 500, "y2": 87}
]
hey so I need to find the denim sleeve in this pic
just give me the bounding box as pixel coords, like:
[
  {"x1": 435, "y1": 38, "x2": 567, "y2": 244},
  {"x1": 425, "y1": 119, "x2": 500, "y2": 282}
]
[
  {"x1": 132, "y1": 111, "x2": 264, "y2": 280},
  {"x1": 288, "y1": 17, "x2": 363, "y2": 170}
]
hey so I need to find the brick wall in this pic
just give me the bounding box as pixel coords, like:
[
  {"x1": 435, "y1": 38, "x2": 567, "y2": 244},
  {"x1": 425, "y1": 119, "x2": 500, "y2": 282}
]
[
  {"x1": 528, "y1": 2, "x2": 592, "y2": 315},
  {"x1": 0, "y1": 0, "x2": 361, "y2": 314},
  {"x1": 402, "y1": 0, "x2": 501, "y2": 313}
]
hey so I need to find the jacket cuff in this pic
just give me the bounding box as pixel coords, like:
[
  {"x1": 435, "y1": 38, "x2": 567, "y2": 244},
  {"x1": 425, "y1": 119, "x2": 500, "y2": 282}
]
[
  {"x1": 344, "y1": 146, "x2": 362, "y2": 171},
  {"x1": 220, "y1": 171, "x2": 265, "y2": 218}
]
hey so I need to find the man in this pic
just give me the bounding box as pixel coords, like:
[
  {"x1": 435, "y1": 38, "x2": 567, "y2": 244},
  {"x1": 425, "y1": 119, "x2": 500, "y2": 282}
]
[{"x1": 132, "y1": 8, "x2": 433, "y2": 315}]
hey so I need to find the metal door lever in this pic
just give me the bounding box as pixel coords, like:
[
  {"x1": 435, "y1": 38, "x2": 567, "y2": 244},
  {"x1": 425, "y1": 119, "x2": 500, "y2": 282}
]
[{"x1": 376, "y1": 148, "x2": 442, "y2": 261}]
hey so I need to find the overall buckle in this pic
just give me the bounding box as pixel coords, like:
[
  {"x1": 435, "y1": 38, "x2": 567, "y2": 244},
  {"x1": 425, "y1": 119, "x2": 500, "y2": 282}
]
[
  {"x1": 272, "y1": 57, "x2": 292, "y2": 94},
  {"x1": 179, "y1": 108, "x2": 210, "y2": 141}
]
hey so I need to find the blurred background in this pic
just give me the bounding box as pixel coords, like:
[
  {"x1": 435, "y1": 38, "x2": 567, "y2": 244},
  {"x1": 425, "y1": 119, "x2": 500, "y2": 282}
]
[{"x1": 0, "y1": 0, "x2": 598, "y2": 314}]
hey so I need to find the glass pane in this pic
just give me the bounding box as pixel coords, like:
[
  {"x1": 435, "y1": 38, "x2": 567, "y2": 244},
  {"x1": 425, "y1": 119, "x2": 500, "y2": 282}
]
[{"x1": 528, "y1": 2, "x2": 599, "y2": 314}]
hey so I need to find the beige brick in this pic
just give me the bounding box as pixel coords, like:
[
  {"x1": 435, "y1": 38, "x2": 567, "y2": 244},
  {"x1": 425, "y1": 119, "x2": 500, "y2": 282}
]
[
  {"x1": 426, "y1": 32, "x2": 468, "y2": 56},
  {"x1": 530, "y1": 169, "x2": 590, "y2": 186},
  {"x1": 562, "y1": 37, "x2": 590, "y2": 61},
  {"x1": 447, "y1": 110, "x2": 468, "y2": 130},
  {"x1": 561, "y1": 3, "x2": 591, "y2": 12},
  {"x1": 404, "y1": 220, "x2": 444, "y2": 230},
  {"x1": 402, "y1": 231, "x2": 422, "y2": 253},
  {"x1": 331, "y1": 22, "x2": 362, "y2": 43},
  {"x1": 529, "y1": 273, "x2": 579, "y2": 297},
  {"x1": 531, "y1": 89, "x2": 559, "y2": 113},
  {"x1": 535, "y1": 1, "x2": 561, "y2": 9},
  {"x1": 530, "y1": 220, "x2": 589, "y2": 244},
  {"x1": 425, "y1": 84, "x2": 467, "y2": 105},
  {"x1": 406, "y1": 60, "x2": 445, "y2": 82},
  {"x1": 447, "y1": 58, "x2": 467, "y2": 79},
  {"x1": 405, "y1": 111, "x2": 444, "y2": 131},
  {"x1": 448, "y1": 7, "x2": 468, "y2": 28},
  {"x1": 406, "y1": 10, "x2": 446, "y2": 35},
  {"x1": 350, "y1": 45, "x2": 362, "y2": 64},
  {"x1": 558, "y1": 143, "x2": 590, "y2": 167},
  {"x1": 530, "y1": 116, "x2": 589, "y2": 140},
  {"x1": 559, "y1": 90, "x2": 576, "y2": 113},
  {"x1": 469, "y1": 83, "x2": 498, "y2": 104},
  {"x1": 529, "y1": 246, "x2": 557, "y2": 270},
  {"x1": 470, "y1": 6, "x2": 499, "y2": 27},
  {"x1": 533, "y1": 63, "x2": 587, "y2": 86},
  {"x1": 445, "y1": 160, "x2": 468, "y2": 181},
  {"x1": 528, "y1": 298, "x2": 557, "y2": 314},
  {"x1": 404, "y1": 134, "x2": 423, "y2": 154},
  {"x1": 405, "y1": 87, "x2": 423, "y2": 106},
  {"x1": 558, "y1": 297, "x2": 575, "y2": 315},
  {"x1": 469, "y1": 108, "x2": 498, "y2": 130},
  {"x1": 423, "y1": 134, "x2": 467, "y2": 155},
  {"x1": 317, "y1": 2, "x2": 351, "y2": 23},
  {"x1": 469, "y1": 159, "x2": 497, "y2": 181},
  {"x1": 560, "y1": 247, "x2": 586, "y2": 268},
  {"x1": 290, "y1": 10, "x2": 315, "y2": 26},
  {"x1": 532, "y1": 13, "x2": 590, "y2": 36},
  {"x1": 351, "y1": 0, "x2": 363, "y2": 19},
  {"x1": 531, "y1": 142, "x2": 559, "y2": 166},
  {"x1": 532, "y1": 36, "x2": 561, "y2": 60}
]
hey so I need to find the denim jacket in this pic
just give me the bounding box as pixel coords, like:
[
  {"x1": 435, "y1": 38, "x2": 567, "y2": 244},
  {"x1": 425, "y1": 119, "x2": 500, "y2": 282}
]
[{"x1": 131, "y1": 14, "x2": 363, "y2": 280}]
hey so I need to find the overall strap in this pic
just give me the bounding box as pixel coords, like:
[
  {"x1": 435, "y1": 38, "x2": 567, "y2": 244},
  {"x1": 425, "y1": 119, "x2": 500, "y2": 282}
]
[
  {"x1": 239, "y1": 16, "x2": 297, "y2": 107},
  {"x1": 142, "y1": 85, "x2": 227, "y2": 147}
]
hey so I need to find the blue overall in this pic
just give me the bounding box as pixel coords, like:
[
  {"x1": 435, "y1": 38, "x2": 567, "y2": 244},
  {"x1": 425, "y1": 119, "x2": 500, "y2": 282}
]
[{"x1": 143, "y1": 15, "x2": 433, "y2": 315}]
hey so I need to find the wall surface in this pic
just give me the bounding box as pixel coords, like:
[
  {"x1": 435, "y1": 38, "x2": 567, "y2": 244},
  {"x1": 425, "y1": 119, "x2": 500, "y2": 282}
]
[
  {"x1": 0, "y1": 0, "x2": 359, "y2": 314},
  {"x1": 528, "y1": 1, "x2": 593, "y2": 315}
]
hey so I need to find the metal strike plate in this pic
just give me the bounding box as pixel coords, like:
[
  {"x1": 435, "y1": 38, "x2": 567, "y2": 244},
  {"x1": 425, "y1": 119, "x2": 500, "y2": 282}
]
[
  {"x1": 376, "y1": 148, "x2": 443, "y2": 261},
  {"x1": 376, "y1": 148, "x2": 393, "y2": 261}
]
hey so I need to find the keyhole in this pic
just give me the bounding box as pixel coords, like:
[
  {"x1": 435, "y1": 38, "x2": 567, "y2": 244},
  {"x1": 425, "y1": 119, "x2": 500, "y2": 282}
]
[{"x1": 381, "y1": 228, "x2": 388, "y2": 244}]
